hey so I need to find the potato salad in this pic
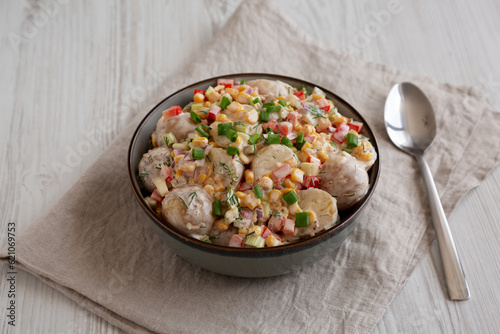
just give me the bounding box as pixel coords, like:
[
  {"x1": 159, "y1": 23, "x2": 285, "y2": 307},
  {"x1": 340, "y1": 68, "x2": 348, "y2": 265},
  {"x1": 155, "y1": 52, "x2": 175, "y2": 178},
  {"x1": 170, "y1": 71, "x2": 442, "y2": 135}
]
[{"x1": 138, "y1": 78, "x2": 377, "y2": 248}]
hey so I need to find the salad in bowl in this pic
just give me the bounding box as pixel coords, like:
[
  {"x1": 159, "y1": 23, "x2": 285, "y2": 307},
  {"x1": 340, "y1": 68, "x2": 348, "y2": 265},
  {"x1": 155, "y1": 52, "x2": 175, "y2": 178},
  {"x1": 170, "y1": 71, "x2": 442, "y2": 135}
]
[{"x1": 136, "y1": 78, "x2": 377, "y2": 249}]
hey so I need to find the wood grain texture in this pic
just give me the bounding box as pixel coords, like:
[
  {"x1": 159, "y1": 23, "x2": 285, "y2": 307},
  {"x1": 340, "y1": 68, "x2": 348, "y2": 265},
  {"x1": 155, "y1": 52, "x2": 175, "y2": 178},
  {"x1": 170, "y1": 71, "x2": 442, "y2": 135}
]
[{"x1": 1, "y1": 0, "x2": 499, "y2": 333}]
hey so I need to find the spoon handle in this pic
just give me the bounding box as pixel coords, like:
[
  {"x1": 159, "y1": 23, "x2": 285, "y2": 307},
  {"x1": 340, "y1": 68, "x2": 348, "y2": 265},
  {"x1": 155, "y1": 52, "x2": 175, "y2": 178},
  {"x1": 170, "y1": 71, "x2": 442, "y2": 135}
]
[{"x1": 416, "y1": 154, "x2": 470, "y2": 301}]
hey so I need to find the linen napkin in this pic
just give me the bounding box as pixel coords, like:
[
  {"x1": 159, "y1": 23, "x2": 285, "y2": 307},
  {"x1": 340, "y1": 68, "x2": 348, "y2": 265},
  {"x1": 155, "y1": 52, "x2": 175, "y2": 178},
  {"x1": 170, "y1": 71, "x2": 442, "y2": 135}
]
[{"x1": 2, "y1": 0, "x2": 500, "y2": 333}]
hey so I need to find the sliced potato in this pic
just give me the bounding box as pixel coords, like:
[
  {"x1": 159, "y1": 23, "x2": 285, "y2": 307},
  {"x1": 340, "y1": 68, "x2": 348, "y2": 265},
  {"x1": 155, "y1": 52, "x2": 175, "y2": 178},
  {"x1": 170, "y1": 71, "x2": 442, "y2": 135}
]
[
  {"x1": 137, "y1": 146, "x2": 172, "y2": 192},
  {"x1": 246, "y1": 79, "x2": 292, "y2": 99},
  {"x1": 208, "y1": 147, "x2": 244, "y2": 188},
  {"x1": 295, "y1": 188, "x2": 338, "y2": 237},
  {"x1": 320, "y1": 152, "x2": 369, "y2": 210},
  {"x1": 162, "y1": 185, "x2": 215, "y2": 235},
  {"x1": 251, "y1": 144, "x2": 298, "y2": 181},
  {"x1": 156, "y1": 113, "x2": 197, "y2": 147}
]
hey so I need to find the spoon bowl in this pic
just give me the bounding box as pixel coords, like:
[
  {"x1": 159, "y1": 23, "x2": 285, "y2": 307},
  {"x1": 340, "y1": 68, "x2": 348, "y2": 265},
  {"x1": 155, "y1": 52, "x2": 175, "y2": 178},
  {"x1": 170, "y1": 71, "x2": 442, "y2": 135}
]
[{"x1": 384, "y1": 82, "x2": 470, "y2": 301}]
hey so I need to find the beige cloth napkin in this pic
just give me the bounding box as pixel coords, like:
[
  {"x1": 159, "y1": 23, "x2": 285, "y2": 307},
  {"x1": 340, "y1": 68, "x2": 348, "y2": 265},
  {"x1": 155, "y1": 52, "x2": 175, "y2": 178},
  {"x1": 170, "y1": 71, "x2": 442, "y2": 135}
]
[{"x1": 2, "y1": 1, "x2": 500, "y2": 333}]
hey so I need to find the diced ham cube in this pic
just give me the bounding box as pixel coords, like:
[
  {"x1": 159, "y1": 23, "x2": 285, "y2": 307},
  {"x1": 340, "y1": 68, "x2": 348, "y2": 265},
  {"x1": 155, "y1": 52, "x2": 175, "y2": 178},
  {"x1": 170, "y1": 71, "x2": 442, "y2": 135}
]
[
  {"x1": 150, "y1": 189, "x2": 164, "y2": 203},
  {"x1": 276, "y1": 122, "x2": 293, "y2": 136},
  {"x1": 282, "y1": 219, "x2": 296, "y2": 235},
  {"x1": 268, "y1": 216, "x2": 284, "y2": 233},
  {"x1": 347, "y1": 121, "x2": 363, "y2": 133},
  {"x1": 271, "y1": 164, "x2": 292, "y2": 181},
  {"x1": 332, "y1": 123, "x2": 350, "y2": 144},
  {"x1": 207, "y1": 105, "x2": 221, "y2": 124},
  {"x1": 293, "y1": 90, "x2": 306, "y2": 101},
  {"x1": 261, "y1": 119, "x2": 277, "y2": 133},
  {"x1": 161, "y1": 165, "x2": 173, "y2": 183},
  {"x1": 228, "y1": 234, "x2": 245, "y2": 247},
  {"x1": 316, "y1": 98, "x2": 331, "y2": 112},
  {"x1": 162, "y1": 106, "x2": 183, "y2": 119}
]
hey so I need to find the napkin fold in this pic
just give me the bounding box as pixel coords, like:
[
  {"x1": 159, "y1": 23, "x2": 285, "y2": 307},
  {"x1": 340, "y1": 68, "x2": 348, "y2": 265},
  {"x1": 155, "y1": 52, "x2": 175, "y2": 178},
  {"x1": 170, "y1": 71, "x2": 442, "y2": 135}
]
[{"x1": 2, "y1": 1, "x2": 500, "y2": 333}]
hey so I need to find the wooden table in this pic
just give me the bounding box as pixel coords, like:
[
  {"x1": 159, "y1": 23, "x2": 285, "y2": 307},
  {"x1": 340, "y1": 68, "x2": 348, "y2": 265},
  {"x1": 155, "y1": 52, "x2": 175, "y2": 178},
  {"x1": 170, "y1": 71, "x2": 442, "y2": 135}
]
[{"x1": 1, "y1": 1, "x2": 499, "y2": 333}]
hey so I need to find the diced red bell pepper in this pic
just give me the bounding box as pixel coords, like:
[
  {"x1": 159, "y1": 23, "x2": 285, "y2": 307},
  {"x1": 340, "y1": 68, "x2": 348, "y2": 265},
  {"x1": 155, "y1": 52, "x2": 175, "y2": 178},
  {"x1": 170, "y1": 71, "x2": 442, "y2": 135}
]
[
  {"x1": 239, "y1": 182, "x2": 253, "y2": 192},
  {"x1": 286, "y1": 111, "x2": 301, "y2": 127},
  {"x1": 271, "y1": 164, "x2": 292, "y2": 181},
  {"x1": 150, "y1": 189, "x2": 164, "y2": 203},
  {"x1": 293, "y1": 90, "x2": 306, "y2": 101},
  {"x1": 207, "y1": 105, "x2": 221, "y2": 124},
  {"x1": 162, "y1": 106, "x2": 183, "y2": 119},
  {"x1": 303, "y1": 175, "x2": 321, "y2": 189},
  {"x1": 261, "y1": 226, "x2": 272, "y2": 239},
  {"x1": 332, "y1": 123, "x2": 350, "y2": 143},
  {"x1": 347, "y1": 121, "x2": 363, "y2": 133},
  {"x1": 261, "y1": 119, "x2": 276, "y2": 133},
  {"x1": 276, "y1": 122, "x2": 292, "y2": 136},
  {"x1": 316, "y1": 98, "x2": 331, "y2": 113},
  {"x1": 268, "y1": 216, "x2": 284, "y2": 233},
  {"x1": 282, "y1": 219, "x2": 296, "y2": 235},
  {"x1": 161, "y1": 165, "x2": 173, "y2": 183},
  {"x1": 193, "y1": 89, "x2": 206, "y2": 99},
  {"x1": 228, "y1": 234, "x2": 245, "y2": 247},
  {"x1": 307, "y1": 155, "x2": 321, "y2": 165},
  {"x1": 217, "y1": 79, "x2": 234, "y2": 89},
  {"x1": 303, "y1": 134, "x2": 317, "y2": 143}
]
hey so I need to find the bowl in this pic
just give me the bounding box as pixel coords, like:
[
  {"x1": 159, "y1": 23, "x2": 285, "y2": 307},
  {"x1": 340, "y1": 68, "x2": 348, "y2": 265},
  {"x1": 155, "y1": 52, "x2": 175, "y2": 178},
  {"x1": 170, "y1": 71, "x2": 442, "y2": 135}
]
[{"x1": 128, "y1": 73, "x2": 380, "y2": 277}]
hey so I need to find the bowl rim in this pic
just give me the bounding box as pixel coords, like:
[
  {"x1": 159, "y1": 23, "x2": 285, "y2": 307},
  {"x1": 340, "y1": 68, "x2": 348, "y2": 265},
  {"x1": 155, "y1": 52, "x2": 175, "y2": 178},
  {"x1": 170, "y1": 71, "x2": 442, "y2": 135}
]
[{"x1": 127, "y1": 73, "x2": 380, "y2": 257}]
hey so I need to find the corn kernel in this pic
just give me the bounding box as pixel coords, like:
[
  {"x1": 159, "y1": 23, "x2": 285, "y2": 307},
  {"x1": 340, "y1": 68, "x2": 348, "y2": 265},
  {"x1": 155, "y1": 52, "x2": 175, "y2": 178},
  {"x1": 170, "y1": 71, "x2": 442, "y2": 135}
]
[
  {"x1": 180, "y1": 164, "x2": 195, "y2": 173},
  {"x1": 360, "y1": 152, "x2": 373, "y2": 161},
  {"x1": 239, "y1": 153, "x2": 250, "y2": 164},
  {"x1": 300, "y1": 142, "x2": 312, "y2": 152},
  {"x1": 214, "y1": 84, "x2": 225, "y2": 92},
  {"x1": 302, "y1": 124, "x2": 315, "y2": 134},
  {"x1": 227, "y1": 101, "x2": 242, "y2": 113},
  {"x1": 245, "y1": 110, "x2": 259, "y2": 124},
  {"x1": 293, "y1": 123, "x2": 303, "y2": 132},
  {"x1": 175, "y1": 169, "x2": 182, "y2": 178},
  {"x1": 317, "y1": 149, "x2": 329, "y2": 163},
  {"x1": 333, "y1": 116, "x2": 348, "y2": 126},
  {"x1": 283, "y1": 178, "x2": 296, "y2": 189},
  {"x1": 291, "y1": 168, "x2": 305, "y2": 183},
  {"x1": 233, "y1": 135, "x2": 243, "y2": 147},
  {"x1": 208, "y1": 91, "x2": 221, "y2": 102},
  {"x1": 243, "y1": 193, "x2": 261, "y2": 210},
  {"x1": 235, "y1": 191, "x2": 246, "y2": 200},
  {"x1": 204, "y1": 101, "x2": 211, "y2": 108},
  {"x1": 284, "y1": 158, "x2": 298, "y2": 168},
  {"x1": 214, "y1": 192, "x2": 223, "y2": 201},
  {"x1": 269, "y1": 190, "x2": 282, "y2": 203},
  {"x1": 276, "y1": 96, "x2": 285, "y2": 100},
  {"x1": 214, "y1": 184, "x2": 225, "y2": 192},
  {"x1": 258, "y1": 176, "x2": 273, "y2": 190},
  {"x1": 238, "y1": 84, "x2": 249, "y2": 92},
  {"x1": 249, "y1": 225, "x2": 262, "y2": 236},
  {"x1": 216, "y1": 114, "x2": 228, "y2": 122},
  {"x1": 312, "y1": 94, "x2": 324, "y2": 101},
  {"x1": 245, "y1": 170, "x2": 254, "y2": 184},
  {"x1": 251, "y1": 91, "x2": 259, "y2": 97},
  {"x1": 226, "y1": 88, "x2": 238, "y2": 98},
  {"x1": 348, "y1": 129, "x2": 358, "y2": 136},
  {"x1": 236, "y1": 92, "x2": 251, "y2": 104},
  {"x1": 204, "y1": 184, "x2": 214, "y2": 195},
  {"x1": 265, "y1": 235, "x2": 279, "y2": 247},
  {"x1": 193, "y1": 93, "x2": 205, "y2": 103},
  {"x1": 199, "y1": 174, "x2": 208, "y2": 183},
  {"x1": 205, "y1": 177, "x2": 215, "y2": 186},
  {"x1": 216, "y1": 220, "x2": 229, "y2": 231},
  {"x1": 174, "y1": 154, "x2": 185, "y2": 163},
  {"x1": 239, "y1": 228, "x2": 250, "y2": 235},
  {"x1": 214, "y1": 174, "x2": 224, "y2": 183},
  {"x1": 192, "y1": 137, "x2": 209, "y2": 147}
]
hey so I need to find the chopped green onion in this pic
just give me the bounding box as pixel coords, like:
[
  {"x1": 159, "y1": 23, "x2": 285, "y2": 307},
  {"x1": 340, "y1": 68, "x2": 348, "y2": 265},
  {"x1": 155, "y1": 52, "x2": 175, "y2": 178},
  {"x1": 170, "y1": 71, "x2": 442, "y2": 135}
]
[
  {"x1": 251, "y1": 97, "x2": 261, "y2": 105},
  {"x1": 295, "y1": 212, "x2": 309, "y2": 227},
  {"x1": 281, "y1": 136, "x2": 293, "y2": 147},
  {"x1": 278, "y1": 100, "x2": 287, "y2": 107},
  {"x1": 225, "y1": 129, "x2": 238, "y2": 142},
  {"x1": 266, "y1": 105, "x2": 281, "y2": 113},
  {"x1": 296, "y1": 132, "x2": 304, "y2": 143},
  {"x1": 195, "y1": 126, "x2": 210, "y2": 138},
  {"x1": 248, "y1": 133, "x2": 260, "y2": 145},
  {"x1": 163, "y1": 132, "x2": 177, "y2": 147},
  {"x1": 202, "y1": 236, "x2": 212, "y2": 244},
  {"x1": 226, "y1": 187, "x2": 239, "y2": 206},
  {"x1": 282, "y1": 190, "x2": 299, "y2": 205},
  {"x1": 233, "y1": 122, "x2": 248, "y2": 133},
  {"x1": 299, "y1": 84, "x2": 308, "y2": 95},
  {"x1": 346, "y1": 133, "x2": 359, "y2": 148},
  {"x1": 262, "y1": 102, "x2": 275, "y2": 108},
  {"x1": 201, "y1": 123, "x2": 212, "y2": 131},
  {"x1": 342, "y1": 148, "x2": 353, "y2": 154},
  {"x1": 220, "y1": 96, "x2": 231, "y2": 110},
  {"x1": 190, "y1": 111, "x2": 202, "y2": 123},
  {"x1": 260, "y1": 111, "x2": 270, "y2": 122},
  {"x1": 344, "y1": 193, "x2": 356, "y2": 197},
  {"x1": 244, "y1": 235, "x2": 265, "y2": 248},
  {"x1": 227, "y1": 146, "x2": 239, "y2": 155},
  {"x1": 218, "y1": 122, "x2": 233, "y2": 135},
  {"x1": 191, "y1": 103, "x2": 204, "y2": 112},
  {"x1": 267, "y1": 133, "x2": 281, "y2": 145},
  {"x1": 192, "y1": 147, "x2": 205, "y2": 160},
  {"x1": 253, "y1": 185, "x2": 263, "y2": 199},
  {"x1": 213, "y1": 200, "x2": 222, "y2": 216},
  {"x1": 240, "y1": 79, "x2": 246, "y2": 84}
]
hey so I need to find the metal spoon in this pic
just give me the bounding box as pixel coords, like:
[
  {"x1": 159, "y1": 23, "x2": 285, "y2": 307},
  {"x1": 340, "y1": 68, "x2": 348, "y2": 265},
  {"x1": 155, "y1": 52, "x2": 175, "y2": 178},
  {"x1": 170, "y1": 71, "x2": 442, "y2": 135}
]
[{"x1": 384, "y1": 82, "x2": 470, "y2": 301}]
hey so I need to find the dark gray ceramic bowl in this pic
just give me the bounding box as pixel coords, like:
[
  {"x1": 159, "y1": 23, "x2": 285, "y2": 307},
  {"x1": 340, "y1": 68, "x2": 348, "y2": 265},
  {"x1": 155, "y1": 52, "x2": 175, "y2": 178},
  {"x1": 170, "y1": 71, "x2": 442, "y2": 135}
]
[{"x1": 128, "y1": 73, "x2": 380, "y2": 277}]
